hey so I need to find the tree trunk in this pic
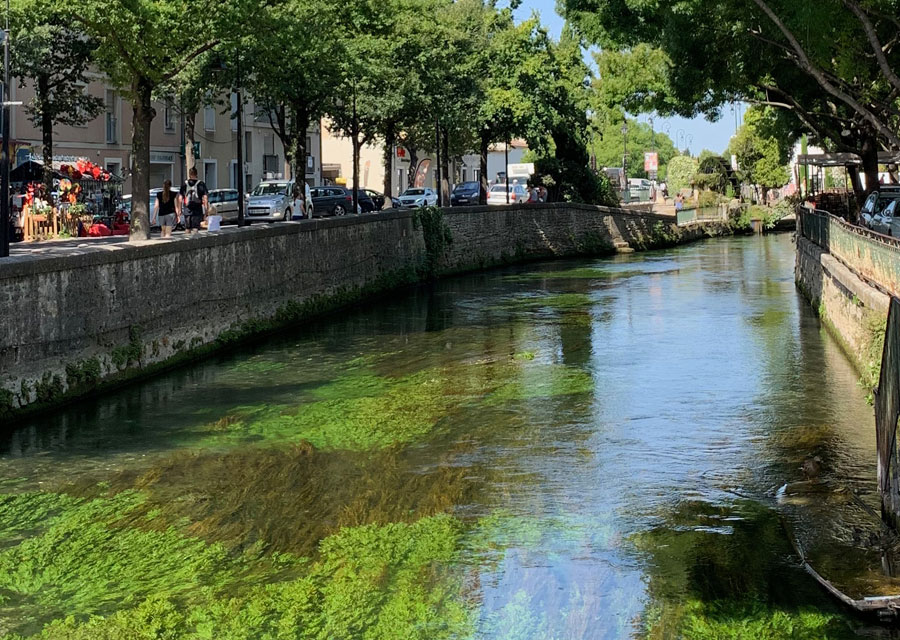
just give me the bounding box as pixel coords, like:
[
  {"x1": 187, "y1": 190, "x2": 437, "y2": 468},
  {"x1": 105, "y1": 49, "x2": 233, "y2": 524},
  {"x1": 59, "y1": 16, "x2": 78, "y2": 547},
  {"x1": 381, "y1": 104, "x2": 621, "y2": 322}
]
[
  {"x1": 37, "y1": 74, "x2": 54, "y2": 198},
  {"x1": 440, "y1": 126, "x2": 450, "y2": 206},
  {"x1": 383, "y1": 121, "x2": 395, "y2": 204},
  {"x1": 352, "y1": 136, "x2": 360, "y2": 214},
  {"x1": 185, "y1": 113, "x2": 196, "y2": 181},
  {"x1": 848, "y1": 165, "x2": 863, "y2": 203},
  {"x1": 479, "y1": 129, "x2": 490, "y2": 205},
  {"x1": 129, "y1": 78, "x2": 154, "y2": 241},
  {"x1": 407, "y1": 147, "x2": 418, "y2": 189},
  {"x1": 295, "y1": 111, "x2": 310, "y2": 184},
  {"x1": 434, "y1": 119, "x2": 442, "y2": 207},
  {"x1": 861, "y1": 133, "x2": 880, "y2": 197}
]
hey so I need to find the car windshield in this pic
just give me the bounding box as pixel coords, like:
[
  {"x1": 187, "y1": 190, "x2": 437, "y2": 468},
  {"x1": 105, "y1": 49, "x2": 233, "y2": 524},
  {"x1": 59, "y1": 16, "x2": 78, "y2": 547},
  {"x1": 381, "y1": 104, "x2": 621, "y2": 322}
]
[
  {"x1": 252, "y1": 183, "x2": 288, "y2": 196},
  {"x1": 454, "y1": 182, "x2": 479, "y2": 192},
  {"x1": 404, "y1": 189, "x2": 425, "y2": 196}
]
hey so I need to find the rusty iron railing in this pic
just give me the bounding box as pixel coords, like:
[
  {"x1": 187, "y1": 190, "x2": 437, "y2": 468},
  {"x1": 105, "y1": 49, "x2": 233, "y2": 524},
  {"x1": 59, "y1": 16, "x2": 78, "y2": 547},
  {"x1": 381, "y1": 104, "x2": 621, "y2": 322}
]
[{"x1": 798, "y1": 208, "x2": 900, "y2": 298}]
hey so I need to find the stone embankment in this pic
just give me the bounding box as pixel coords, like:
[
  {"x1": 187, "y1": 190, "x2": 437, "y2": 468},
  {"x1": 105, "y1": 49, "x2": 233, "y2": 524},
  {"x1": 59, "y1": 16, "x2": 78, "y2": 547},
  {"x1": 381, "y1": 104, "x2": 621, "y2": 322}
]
[
  {"x1": 795, "y1": 209, "x2": 893, "y2": 387},
  {"x1": 0, "y1": 203, "x2": 726, "y2": 422}
]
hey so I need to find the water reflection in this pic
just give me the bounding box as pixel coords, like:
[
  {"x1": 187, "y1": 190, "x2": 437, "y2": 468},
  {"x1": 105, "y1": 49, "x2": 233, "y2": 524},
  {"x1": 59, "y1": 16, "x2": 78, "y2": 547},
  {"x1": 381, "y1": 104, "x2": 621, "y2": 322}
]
[{"x1": 0, "y1": 234, "x2": 893, "y2": 638}]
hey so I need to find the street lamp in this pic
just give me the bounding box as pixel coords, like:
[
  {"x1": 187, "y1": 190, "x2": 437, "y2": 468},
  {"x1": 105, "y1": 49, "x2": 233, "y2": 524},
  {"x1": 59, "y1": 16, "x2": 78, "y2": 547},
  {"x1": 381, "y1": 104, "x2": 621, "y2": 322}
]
[
  {"x1": 677, "y1": 128, "x2": 686, "y2": 151},
  {"x1": 621, "y1": 122, "x2": 629, "y2": 202},
  {"x1": 686, "y1": 134, "x2": 693, "y2": 156},
  {"x1": 210, "y1": 52, "x2": 246, "y2": 227}
]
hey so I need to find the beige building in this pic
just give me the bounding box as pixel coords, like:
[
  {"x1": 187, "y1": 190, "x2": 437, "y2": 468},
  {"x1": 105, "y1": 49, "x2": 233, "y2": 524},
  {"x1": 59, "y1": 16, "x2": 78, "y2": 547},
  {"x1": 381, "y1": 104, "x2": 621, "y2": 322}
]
[{"x1": 9, "y1": 76, "x2": 322, "y2": 194}]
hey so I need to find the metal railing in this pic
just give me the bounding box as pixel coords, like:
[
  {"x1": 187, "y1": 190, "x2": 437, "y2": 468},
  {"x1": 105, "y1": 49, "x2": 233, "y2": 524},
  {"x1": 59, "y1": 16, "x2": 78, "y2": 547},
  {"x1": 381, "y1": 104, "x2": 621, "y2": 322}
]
[{"x1": 799, "y1": 207, "x2": 900, "y2": 298}]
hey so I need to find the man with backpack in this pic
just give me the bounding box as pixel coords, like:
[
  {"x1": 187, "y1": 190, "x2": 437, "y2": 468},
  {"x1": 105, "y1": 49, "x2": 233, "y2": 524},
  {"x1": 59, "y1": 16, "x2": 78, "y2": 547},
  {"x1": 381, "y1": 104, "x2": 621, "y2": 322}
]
[{"x1": 180, "y1": 167, "x2": 209, "y2": 236}]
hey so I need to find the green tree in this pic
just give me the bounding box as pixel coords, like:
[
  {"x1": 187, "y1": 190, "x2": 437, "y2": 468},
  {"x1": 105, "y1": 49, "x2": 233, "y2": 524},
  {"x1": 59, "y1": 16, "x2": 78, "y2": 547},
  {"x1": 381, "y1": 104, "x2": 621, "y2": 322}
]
[
  {"x1": 245, "y1": 0, "x2": 342, "y2": 187},
  {"x1": 667, "y1": 156, "x2": 698, "y2": 195},
  {"x1": 562, "y1": 0, "x2": 900, "y2": 198},
  {"x1": 728, "y1": 107, "x2": 792, "y2": 202},
  {"x1": 70, "y1": 0, "x2": 260, "y2": 239},
  {"x1": 10, "y1": 0, "x2": 104, "y2": 195},
  {"x1": 588, "y1": 115, "x2": 678, "y2": 180}
]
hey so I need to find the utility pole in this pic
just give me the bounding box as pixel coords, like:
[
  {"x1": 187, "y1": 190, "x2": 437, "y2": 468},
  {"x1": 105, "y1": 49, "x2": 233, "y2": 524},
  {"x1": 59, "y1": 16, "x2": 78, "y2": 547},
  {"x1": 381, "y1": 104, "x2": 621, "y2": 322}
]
[
  {"x1": 0, "y1": 2, "x2": 11, "y2": 258},
  {"x1": 505, "y1": 137, "x2": 510, "y2": 204},
  {"x1": 235, "y1": 52, "x2": 245, "y2": 227}
]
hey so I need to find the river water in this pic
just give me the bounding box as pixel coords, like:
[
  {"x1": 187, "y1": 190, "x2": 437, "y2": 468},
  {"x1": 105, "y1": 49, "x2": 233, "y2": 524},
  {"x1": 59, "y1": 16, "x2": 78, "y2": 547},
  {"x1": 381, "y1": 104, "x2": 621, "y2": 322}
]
[{"x1": 0, "y1": 234, "x2": 895, "y2": 638}]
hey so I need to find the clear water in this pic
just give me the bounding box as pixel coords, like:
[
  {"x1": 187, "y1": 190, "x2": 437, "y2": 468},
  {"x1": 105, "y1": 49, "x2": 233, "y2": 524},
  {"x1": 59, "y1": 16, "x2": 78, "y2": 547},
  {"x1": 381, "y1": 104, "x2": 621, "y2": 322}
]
[{"x1": 0, "y1": 234, "x2": 894, "y2": 638}]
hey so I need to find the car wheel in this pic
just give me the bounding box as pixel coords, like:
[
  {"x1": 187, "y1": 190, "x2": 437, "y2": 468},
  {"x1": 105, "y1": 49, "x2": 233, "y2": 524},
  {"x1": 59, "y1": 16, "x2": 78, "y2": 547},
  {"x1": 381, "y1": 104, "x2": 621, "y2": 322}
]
[
  {"x1": 333, "y1": 204, "x2": 345, "y2": 216},
  {"x1": 283, "y1": 208, "x2": 291, "y2": 221}
]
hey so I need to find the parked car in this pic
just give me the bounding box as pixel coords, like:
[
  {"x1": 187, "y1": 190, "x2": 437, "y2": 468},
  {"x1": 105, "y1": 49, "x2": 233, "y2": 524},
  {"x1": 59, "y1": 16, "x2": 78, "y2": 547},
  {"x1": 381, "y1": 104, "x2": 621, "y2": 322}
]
[
  {"x1": 361, "y1": 189, "x2": 386, "y2": 211},
  {"x1": 311, "y1": 186, "x2": 354, "y2": 216},
  {"x1": 247, "y1": 181, "x2": 295, "y2": 222},
  {"x1": 208, "y1": 189, "x2": 240, "y2": 224},
  {"x1": 486, "y1": 183, "x2": 527, "y2": 205},
  {"x1": 451, "y1": 181, "x2": 481, "y2": 206},
  {"x1": 355, "y1": 189, "x2": 376, "y2": 213},
  {"x1": 398, "y1": 188, "x2": 438, "y2": 209},
  {"x1": 861, "y1": 187, "x2": 900, "y2": 232}
]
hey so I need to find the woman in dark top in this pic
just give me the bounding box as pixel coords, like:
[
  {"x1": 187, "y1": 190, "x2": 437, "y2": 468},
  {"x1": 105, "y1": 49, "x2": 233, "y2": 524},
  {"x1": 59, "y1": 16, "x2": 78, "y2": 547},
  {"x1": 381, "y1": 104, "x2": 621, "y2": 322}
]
[{"x1": 153, "y1": 179, "x2": 180, "y2": 238}]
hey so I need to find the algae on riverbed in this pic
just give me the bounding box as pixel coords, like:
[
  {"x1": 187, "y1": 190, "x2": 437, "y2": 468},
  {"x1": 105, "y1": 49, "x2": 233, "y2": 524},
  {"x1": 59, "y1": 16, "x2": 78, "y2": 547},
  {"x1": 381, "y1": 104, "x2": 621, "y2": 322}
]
[{"x1": 0, "y1": 488, "x2": 476, "y2": 640}]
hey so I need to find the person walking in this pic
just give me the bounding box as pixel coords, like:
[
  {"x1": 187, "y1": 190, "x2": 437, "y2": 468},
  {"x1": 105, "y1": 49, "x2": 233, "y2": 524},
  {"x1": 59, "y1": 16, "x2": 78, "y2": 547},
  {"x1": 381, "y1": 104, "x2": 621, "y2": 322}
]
[
  {"x1": 180, "y1": 167, "x2": 208, "y2": 236},
  {"x1": 152, "y1": 179, "x2": 179, "y2": 238}
]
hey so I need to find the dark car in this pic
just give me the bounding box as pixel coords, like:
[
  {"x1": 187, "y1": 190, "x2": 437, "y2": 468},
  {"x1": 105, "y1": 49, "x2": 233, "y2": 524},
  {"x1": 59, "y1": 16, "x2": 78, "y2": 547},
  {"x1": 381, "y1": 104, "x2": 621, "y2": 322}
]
[
  {"x1": 311, "y1": 186, "x2": 353, "y2": 216},
  {"x1": 451, "y1": 181, "x2": 482, "y2": 206},
  {"x1": 361, "y1": 189, "x2": 386, "y2": 211},
  {"x1": 310, "y1": 185, "x2": 373, "y2": 216},
  {"x1": 355, "y1": 189, "x2": 376, "y2": 213}
]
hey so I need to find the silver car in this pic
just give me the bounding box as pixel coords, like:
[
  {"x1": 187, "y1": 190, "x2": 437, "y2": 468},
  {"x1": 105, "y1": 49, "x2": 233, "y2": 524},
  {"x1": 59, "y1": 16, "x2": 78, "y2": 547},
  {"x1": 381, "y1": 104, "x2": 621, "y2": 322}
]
[
  {"x1": 247, "y1": 181, "x2": 295, "y2": 222},
  {"x1": 208, "y1": 189, "x2": 240, "y2": 224},
  {"x1": 398, "y1": 188, "x2": 438, "y2": 209}
]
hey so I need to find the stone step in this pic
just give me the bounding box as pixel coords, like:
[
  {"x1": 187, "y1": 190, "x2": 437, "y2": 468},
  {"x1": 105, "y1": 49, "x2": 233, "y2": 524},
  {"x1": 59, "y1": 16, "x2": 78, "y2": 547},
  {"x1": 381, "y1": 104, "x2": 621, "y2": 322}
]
[{"x1": 613, "y1": 240, "x2": 635, "y2": 253}]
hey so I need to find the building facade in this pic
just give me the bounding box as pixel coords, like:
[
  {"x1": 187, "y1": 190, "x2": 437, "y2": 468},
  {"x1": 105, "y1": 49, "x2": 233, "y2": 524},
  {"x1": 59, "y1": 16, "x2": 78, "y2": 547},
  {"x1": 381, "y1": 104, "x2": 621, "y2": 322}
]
[{"x1": 9, "y1": 77, "x2": 322, "y2": 194}]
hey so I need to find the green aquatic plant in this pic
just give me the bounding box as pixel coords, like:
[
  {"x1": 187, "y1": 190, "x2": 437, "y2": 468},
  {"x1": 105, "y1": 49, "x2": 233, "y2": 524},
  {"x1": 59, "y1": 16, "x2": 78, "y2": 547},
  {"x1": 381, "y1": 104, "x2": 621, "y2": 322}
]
[
  {"x1": 188, "y1": 360, "x2": 596, "y2": 451},
  {"x1": 645, "y1": 600, "x2": 851, "y2": 640},
  {"x1": 491, "y1": 293, "x2": 593, "y2": 312},
  {"x1": 0, "y1": 494, "x2": 476, "y2": 640}
]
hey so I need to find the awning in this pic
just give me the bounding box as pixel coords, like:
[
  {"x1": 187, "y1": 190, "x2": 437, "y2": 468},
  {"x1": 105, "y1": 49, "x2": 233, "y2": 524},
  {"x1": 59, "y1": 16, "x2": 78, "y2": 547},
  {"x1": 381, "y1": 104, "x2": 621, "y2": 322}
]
[
  {"x1": 797, "y1": 151, "x2": 900, "y2": 167},
  {"x1": 10, "y1": 160, "x2": 58, "y2": 183}
]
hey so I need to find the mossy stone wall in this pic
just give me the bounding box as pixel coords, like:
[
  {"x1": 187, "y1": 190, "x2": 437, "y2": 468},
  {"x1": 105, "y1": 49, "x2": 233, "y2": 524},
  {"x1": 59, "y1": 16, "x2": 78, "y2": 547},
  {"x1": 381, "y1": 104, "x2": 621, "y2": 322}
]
[{"x1": 0, "y1": 204, "x2": 723, "y2": 423}]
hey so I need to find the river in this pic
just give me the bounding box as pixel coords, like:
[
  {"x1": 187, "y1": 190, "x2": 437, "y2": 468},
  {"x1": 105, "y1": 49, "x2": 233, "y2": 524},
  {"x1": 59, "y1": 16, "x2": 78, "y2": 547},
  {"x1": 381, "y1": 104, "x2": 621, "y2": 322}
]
[{"x1": 0, "y1": 233, "x2": 894, "y2": 638}]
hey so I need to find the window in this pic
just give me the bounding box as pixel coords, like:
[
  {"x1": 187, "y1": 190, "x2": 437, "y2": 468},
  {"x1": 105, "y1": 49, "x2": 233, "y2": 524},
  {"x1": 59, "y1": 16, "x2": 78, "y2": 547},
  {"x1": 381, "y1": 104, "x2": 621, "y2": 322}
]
[
  {"x1": 204, "y1": 161, "x2": 217, "y2": 189},
  {"x1": 245, "y1": 174, "x2": 253, "y2": 192},
  {"x1": 473, "y1": 169, "x2": 481, "y2": 183},
  {"x1": 164, "y1": 102, "x2": 175, "y2": 132},
  {"x1": 105, "y1": 160, "x2": 122, "y2": 178},
  {"x1": 244, "y1": 132, "x2": 252, "y2": 162},
  {"x1": 263, "y1": 154, "x2": 279, "y2": 175},
  {"x1": 263, "y1": 134, "x2": 275, "y2": 156},
  {"x1": 462, "y1": 168, "x2": 468, "y2": 182},
  {"x1": 230, "y1": 93, "x2": 238, "y2": 132},
  {"x1": 105, "y1": 90, "x2": 118, "y2": 143},
  {"x1": 230, "y1": 160, "x2": 238, "y2": 190},
  {"x1": 204, "y1": 106, "x2": 215, "y2": 132}
]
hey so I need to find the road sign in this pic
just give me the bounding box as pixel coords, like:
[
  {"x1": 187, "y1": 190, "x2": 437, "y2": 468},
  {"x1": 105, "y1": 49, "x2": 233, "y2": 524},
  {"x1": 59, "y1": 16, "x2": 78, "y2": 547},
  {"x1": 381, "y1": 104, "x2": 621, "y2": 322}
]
[{"x1": 644, "y1": 152, "x2": 659, "y2": 172}]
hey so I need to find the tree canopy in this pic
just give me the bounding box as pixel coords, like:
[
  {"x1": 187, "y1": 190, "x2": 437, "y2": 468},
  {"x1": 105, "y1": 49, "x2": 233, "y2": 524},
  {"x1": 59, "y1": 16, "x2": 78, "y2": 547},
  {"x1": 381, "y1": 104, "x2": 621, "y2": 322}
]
[{"x1": 562, "y1": 0, "x2": 900, "y2": 198}]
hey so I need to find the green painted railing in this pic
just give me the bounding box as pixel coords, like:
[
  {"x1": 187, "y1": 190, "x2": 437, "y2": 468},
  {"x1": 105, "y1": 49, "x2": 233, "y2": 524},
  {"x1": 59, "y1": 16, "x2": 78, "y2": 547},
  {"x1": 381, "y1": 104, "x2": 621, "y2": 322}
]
[{"x1": 799, "y1": 208, "x2": 900, "y2": 297}]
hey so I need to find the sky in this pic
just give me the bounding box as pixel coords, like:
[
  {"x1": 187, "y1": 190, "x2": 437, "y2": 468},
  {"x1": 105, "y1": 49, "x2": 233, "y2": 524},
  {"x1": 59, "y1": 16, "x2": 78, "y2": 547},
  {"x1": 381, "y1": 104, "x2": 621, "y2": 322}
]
[{"x1": 514, "y1": 0, "x2": 745, "y2": 155}]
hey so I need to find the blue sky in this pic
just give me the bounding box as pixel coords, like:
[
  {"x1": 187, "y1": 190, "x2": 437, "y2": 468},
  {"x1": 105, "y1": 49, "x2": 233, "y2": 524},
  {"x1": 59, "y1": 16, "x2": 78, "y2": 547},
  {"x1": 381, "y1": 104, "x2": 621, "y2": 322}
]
[{"x1": 514, "y1": 0, "x2": 744, "y2": 155}]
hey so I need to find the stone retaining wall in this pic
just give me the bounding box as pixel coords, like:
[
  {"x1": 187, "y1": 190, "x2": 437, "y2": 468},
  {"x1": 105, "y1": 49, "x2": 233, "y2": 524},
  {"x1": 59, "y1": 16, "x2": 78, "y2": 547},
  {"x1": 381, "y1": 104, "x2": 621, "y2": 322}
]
[
  {"x1": 796, "y1": 209, "x2": 891, "y2": 387},
  {"x1": 0, "y1": 203, "x2": 724, "y2": 422}
]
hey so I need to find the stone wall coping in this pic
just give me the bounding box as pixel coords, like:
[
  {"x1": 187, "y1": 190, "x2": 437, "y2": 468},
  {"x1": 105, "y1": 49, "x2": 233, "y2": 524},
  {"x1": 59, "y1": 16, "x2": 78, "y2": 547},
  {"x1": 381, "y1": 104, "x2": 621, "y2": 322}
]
[{"x1": 0, "y1": 203, "x2": 672, "y2": 281}]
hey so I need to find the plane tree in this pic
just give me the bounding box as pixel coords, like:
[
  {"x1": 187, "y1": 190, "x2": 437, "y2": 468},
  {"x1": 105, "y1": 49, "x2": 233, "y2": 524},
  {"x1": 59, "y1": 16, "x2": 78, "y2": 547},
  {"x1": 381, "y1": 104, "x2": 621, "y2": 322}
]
[
  {"x1": 562, "y1": 0, "x2": 900, "y2": 196},
  {"x1": 68, "y1": 0, "x2": 263, "y2": 239}
]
